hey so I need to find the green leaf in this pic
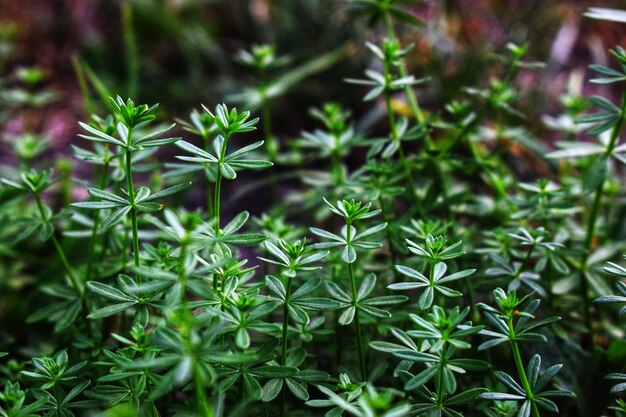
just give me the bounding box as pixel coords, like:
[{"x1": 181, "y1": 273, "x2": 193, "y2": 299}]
[
  {"x1": 265, "y1": 275, "x2": 286, "y2": 300},
  {"x1": 101, "y1": 206, "x2": 132, "y2": 230},
  {"x1": 583, "y1": 155, "x2": 608, "y2": 195},
  {"x1": 342, "y1": 245, "x2": 357, "y2": 263},
  {"x1": 220, "y1": 162, "x2": 237, "y2": 179},
  {"x1": 221, "y1": 233, "x2": 266, "y2": 245},
  {"x1": 286, "y1": 378, "x2": 309, "y2": 400},
  {"x1": 223, "y1": 211, "x2": 250, "y2": 235},
  {"x1": 87, "y1": 281, "x2": 134, "y2": 302},
  {"x1": 405, "y1": 364, "x2": 439, "y2": 390},
  {"x1": 88, "y1": 188, "x2": 128, "y2": 204},
  {"x1": 78, "y1": 122, "x2": 126, "y2": 147},
  {"x1": 252, "y1": 366, "x2": 298, "y2": 378},
  {"x1": 144, "y1": 182, "x2": 192, "y2": 201},
  {"x1": 87, "y1": 302, "x2": 137, "y2": 319},
  {"x1": 338, "y1": 306, "x2": 356, "y2": 325},
  {"x1": 261, "y1": 378, "x2": 283, "y2": 402},
  {"x1": 295, "y1": 297, "x2": 341, "y2": 310}
]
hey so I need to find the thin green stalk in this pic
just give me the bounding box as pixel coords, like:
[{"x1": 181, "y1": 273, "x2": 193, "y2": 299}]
[
  {"x1": 259, "y1": 67, "x2": 279, "y2": 201},
  {"x1": 435, "y1": 345, "x2": 447, "y2": 408},
  {"x1": 520, "y1": 244, "x2": 535, "y2": 271},
  {"x1": 509, "y1": 318, "x2": 541, "y2": 417},
  {"x1": 382, "y1": 14, "x2": 433, "y2": 149},
  {"x1": 348, "y1": 261, "x2": 366, "y2": 381},
  {"x1": 331, "y1": 150, "x2": 344, "y2": 187},
  {"x1": 332, "y1": 264, "x2": 343, "y2": 371},
  {"x1": 281, "y1": 277, "x2": 293, "y2": 364},
  {"x1": 194, "y1": 367, "x2": 214, "y2": 417},
  {"x1": 346, "y1": 222, "x2": 367, "y2": 381},
  {"x1": 214, "y1": 133, "x2": 231, "y2": 233},
  {"x1": 35, "y1": 194, "x2": 83, "y2": 298},
  {"x1": 382, "y1": 65, "x2": 423, "y2": 215},
  {"x1": 262, "y1": 97, "x2": 277, "y2": 160},
  {"x1": 202, "y1": 136, "x2": 214, "y2": 219},
  {"x1": 379, "y1": 196, "x2": 400, "y2": 281},
  {"x1": 465, "y1": 268, "x2": 479, "y2": 323},
  {"x1": 579, "y1": 96, "x2": 626, "y2": 346},
  {"x1": 280, "y1": 275, "x2": 293, "y2": 417},
  {"x1": 53, "y1": 384, "x2": 62, "y2": 417},
  {"x1": 85, "y1": 159, "x2": 109, "y2": 281},
  {"x1": 125, "y1": 147, "x2": 140, "y2": 271},
  {"x1": 428, "y1": 258, "x2": 436, "y2": 310},
  {"x1": 214, "y1": 173, "x2": 222, "y2": 233},
  {"x1": 71, "y1": 55, "x2": 94, "y2": 117},
  {"x1": 122, "y1": 0, "x2": 138, "y2": 98},
  {"x1": 259, "y1": 67, "x2": 278, "y2": 161},
  {"x1": 178, "y1": 248, "x2": 188, "y2": 303},
  {"x1": 184, "y1": 326, "x2": 214, "y2": 417}
]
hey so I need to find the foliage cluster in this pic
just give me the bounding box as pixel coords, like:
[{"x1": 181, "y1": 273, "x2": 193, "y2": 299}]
[{"x1": 3, "y1": 2, "x2": 626, "y2": 417}]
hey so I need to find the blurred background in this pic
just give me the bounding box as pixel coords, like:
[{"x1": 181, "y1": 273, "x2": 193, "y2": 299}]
[{"x1": 1, "y1": 0, "x2": 626, "y2": 166}]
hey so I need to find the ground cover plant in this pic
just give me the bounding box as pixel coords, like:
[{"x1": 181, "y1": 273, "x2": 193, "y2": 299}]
[{"x1": 3, "y1": 1, "x2": 626, "y2": 416}]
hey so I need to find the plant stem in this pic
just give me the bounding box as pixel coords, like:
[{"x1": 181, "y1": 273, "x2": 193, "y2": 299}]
[
  {"x1": 260, "y1": 69, "x2": 279, "y2": 201},
  {"x1": 579, "y1": 96, "x2": 626, "y2": 346},
  {"x1": 281, "y1": 277, "x2": 293, "y2": 364},
  {"x1": 331, "y1": 150, "x2": 344, "y2": 187},
  {"x1": 85, "y1": 159, "x2": 109, "y2": 281},
  {"x1": 125, "y1": 146, "x2": 140, "y2": 272},
  {"x1": 71, "y1": 55, "x2": 94, "y2": 117},
  {"x1": 53, "y1": 384, "x2": 62, "y2": 417},
  {"x1": 379, "y1": 196, "x2": 400, "y2": 281},
  {"x1": 346, "y1": 222, "x2": 367, "y2": 380},
  {"x1": 214, "y1": 133, "x2": 231, "y2": 234},
  {"x1": 435, "y1": 346, "x2": 447, "y2": 408},
  {"x1": 332, "y1": 264, "x2": 343, "y2": 371},
  {"x1": 280, "y1": 275, "x2": 293, "y2": 417},
  {"x1": 35, "y1": 194, "x2": 83, "y2": 298},
  {"x1": 382, "y1": 62, "x2": 423, "y2": 215},
  {"x1": 122, "y1": 0, "x2": 138, "y2": 98},
  {"x1": 509, "y1": 318, "x2": 541, "y2": 417},
  {"x1": 428, "y1": 258, "x2": 436, "y2": 309},
  {"x1": 348, "y1": 261, "x2": 366, "y2": 381},
  {"x1": 382, "y1": 13, "x2": 433, "y2": 149}
]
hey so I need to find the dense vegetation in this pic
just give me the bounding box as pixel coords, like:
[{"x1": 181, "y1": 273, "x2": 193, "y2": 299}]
[{"x1": 2, "y1": 1, "x2": 626, "y2": 416}]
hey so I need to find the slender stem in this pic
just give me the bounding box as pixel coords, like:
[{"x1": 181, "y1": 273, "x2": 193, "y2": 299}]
[
  {"x1": 428, "y1": 259, "x2": 436, "y2": 309},
  {"x1": 259, "y1": 67, "x2": 279, "y2": 202},
  {"x1": 509, "y1": 318, "x2": 541, "y2": 417},
  {"x1": 346, "y1": 222, "x2": 367, "y2": 380},
  {"x1": 435, "y1": 346, "x2": 447, "y2": 408},
  {"x1": 280, "y1": 275, "x2": 293, "y2": 417},
  {"x1": 214, "y1": 173, "x2": 222, "y2": 234},
  {"x1": 178, "y1": 248, "x2": 188, "y2": 303},
  {"x1": 259, "y1": 67, "x2": 277, "y2": 161},
  {"x1": 122, "y1": 0, "x2": 138, "y2": 98},
  {"x1": 281, "y1": 277, "x2": 293, "y2": 364},
  {"x1": 85, "y1": 159, "x2": 109, "y2": 281},
  {"x1": 35, "y1": 194, "x2": 83, "y2": 298},
  {"x1": 184, "y1": 326, "x2": 214, "y2": 417},
  {"x1": 580, "y1": 96, "x2": 626, "y2": 346},
  {"x1": 332, "y1": 264, "x2": 342, "y2": 371},
  {"x1": 53, "y1": 384, "x2": 62, "y2": 417},
  {"x1": 71, "y1": 55, "x2": 94, "y2": 117},
  {"x1": 331, "y1": 150, "x2": 344, "y2": 186},
  {"x1": 382, "y1": 63, "x2": 423, "y2": 215},
  {"x1": 520, "y1": 244, "x2": 535, "y2": 271},
  {"x1": 348, "y1": 261, "x2": 366, "y2": 381},
  {"x1": 214, "y1": 133, "x2": 231, "y2": 234},
  {"x1": 125, "y1": 147, "x2": 140, "y2": 272},
  {"x1": 382, "y1": 13, "x2": 432, "y2": 148},
  {"x1": 379, "y1": 196, "x2": 400, "y2": 281}
]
